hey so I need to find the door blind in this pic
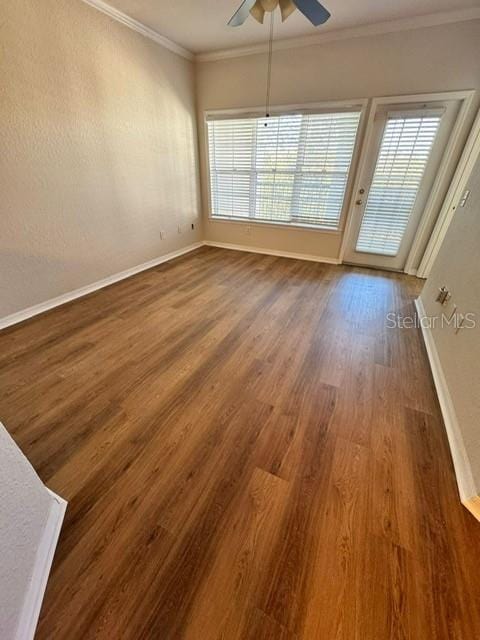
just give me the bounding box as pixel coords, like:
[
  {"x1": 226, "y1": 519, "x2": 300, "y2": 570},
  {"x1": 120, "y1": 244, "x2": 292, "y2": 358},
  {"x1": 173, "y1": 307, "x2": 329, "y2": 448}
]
[
  {"x1": 356, "y1": 114, "x2": 442, "y2": 256},
  {"x1": 207, "y1": 111, "x2": 361, "y2": 230}
]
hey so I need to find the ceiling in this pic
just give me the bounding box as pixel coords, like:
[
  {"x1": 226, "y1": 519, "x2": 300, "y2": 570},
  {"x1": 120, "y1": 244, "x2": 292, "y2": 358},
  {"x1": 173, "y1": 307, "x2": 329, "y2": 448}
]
[{"x1": 104, "y1": 0, "x2": 480, "y2": 54}]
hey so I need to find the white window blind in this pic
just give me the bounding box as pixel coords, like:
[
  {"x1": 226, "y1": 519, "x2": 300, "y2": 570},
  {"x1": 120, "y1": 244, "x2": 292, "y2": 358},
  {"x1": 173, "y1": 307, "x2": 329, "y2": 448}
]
[
  {"x1": 356, "y1": 113, "x2": 442, "y2": 256},
  {"x1": 207, "y1": 111, "x2": 361, "y2": 230}
]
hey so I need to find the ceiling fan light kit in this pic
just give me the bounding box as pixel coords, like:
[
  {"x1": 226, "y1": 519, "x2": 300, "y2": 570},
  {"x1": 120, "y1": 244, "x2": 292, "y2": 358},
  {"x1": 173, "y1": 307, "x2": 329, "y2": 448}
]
[
  {"x1": 228, "y1": 0, "x2": 331, "y2": 27},
  {"x1": 250, "y1": 1, "x2": 265, "y2": 24},
  {"x1": 279, "y1": 0, "x2": 297, "y2": 23},
  {"x1": 248, "y1": 0, "x2": 298, "y2": 24}
]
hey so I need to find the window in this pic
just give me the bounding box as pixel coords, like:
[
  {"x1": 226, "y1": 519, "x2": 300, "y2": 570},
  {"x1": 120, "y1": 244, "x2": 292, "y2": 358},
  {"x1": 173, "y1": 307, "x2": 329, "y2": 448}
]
[
  {"x1": 206, "y1": 110, "x2": 361, "y2": 231},
  {"x1": 356, "y1": 113, "x2": 442, "y2": 256}
]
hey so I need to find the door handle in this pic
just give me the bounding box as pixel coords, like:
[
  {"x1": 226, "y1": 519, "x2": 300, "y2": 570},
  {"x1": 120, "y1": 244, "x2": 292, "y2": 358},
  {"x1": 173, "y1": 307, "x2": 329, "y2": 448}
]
[{"x1": 356, "y1": 199, "x2": 363, "y2": 205}]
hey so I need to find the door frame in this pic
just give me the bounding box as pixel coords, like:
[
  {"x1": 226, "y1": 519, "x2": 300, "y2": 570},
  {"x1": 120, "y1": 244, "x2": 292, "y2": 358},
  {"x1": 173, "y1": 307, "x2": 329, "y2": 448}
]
[
  {"x1": 338, "y1": 90, "x2": 476, "y2": 272},
  {"x1": 417, "y1": 106, "x2": 480, "y2": 278}
]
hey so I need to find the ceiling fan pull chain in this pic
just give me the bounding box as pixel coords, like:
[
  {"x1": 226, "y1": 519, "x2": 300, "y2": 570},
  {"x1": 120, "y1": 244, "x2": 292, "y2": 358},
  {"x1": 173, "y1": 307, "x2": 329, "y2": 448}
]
[{"x1": 265, "y1": 10, "x2": 274, "y2": 124}]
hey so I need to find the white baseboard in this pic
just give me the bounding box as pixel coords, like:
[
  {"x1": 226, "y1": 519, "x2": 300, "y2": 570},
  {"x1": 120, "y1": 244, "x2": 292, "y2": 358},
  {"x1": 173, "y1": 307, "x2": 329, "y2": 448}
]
[
  {"x1": 203, "y1": 241, "x2": 341, "y2": 265},
  {"x1": 1, "y1": 241, "x2": 337, "y2": 331},
  {"x1": 415, "y1": 298, "x2": 479, "y2": 518},
  {"x1": 15, "y1": 490, "x2": 67, "y2": 640},
  {"x1": 0, "y1": 243, "x2": 203, "y2": 331}
]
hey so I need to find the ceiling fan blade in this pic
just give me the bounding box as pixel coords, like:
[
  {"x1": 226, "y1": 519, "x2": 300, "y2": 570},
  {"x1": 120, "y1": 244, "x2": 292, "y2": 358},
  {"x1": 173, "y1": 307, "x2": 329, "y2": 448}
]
[
  {"x1": 279, "y1": 0, "x2": 296, "y2": 22},
  {"x1": 250, "y1": 0, "x2": 266, "y2": 24},
  {"x1": 292, "y1": 0, "x2": 331, "y2": 26},
  {"x1": 228, "y1": 0, "x2": 257, "y2": 26}
]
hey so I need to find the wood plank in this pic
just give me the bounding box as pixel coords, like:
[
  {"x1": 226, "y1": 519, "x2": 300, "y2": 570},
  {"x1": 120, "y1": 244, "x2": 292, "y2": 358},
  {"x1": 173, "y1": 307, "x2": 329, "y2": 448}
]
[
  {"x1": 182, "y1": 467, "x2": 289, "y2": 640},
  {"x1": 0, "y1": 247, "x2": 479, "y2": 639}
]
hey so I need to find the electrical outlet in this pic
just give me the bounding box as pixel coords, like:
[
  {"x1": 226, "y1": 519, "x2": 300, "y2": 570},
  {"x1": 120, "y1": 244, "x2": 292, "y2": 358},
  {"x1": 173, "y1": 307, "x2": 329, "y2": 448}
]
[
  {"x1": 177, "y1": 225, "x2": 183, "y2": 234},
  {"x1": 246, "y1": 225, "x2": 252, "y2": 236}
]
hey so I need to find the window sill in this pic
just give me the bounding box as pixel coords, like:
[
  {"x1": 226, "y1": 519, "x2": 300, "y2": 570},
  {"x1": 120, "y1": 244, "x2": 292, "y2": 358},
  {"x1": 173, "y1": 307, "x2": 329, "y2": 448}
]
[{"x1": 208, "y1": 216, "x2": 342, "y2": 235}]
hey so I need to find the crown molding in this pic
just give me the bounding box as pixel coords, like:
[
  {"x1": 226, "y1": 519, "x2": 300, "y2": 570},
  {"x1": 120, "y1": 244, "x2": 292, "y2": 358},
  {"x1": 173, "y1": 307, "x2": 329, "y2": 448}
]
[
  {"x1": 78, "y1": 2, "x2": 480, "y2": 65},
  {"x1": 196, "y1": 8, "x2": 480, "y2": 62},
  {"x1": 80, "y1": 0, "x2": 194, "y2": 60}
]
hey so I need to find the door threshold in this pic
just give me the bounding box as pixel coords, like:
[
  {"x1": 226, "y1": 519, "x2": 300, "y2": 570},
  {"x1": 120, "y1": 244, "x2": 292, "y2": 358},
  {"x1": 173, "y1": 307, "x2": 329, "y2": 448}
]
[{"x1": 342, "y1": 261, "x2": 404, "y2": 274}]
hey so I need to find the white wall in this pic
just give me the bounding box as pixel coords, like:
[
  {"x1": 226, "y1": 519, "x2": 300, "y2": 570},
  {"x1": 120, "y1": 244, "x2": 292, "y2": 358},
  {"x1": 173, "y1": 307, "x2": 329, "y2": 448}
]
[
  {"x1": 420, "y1": 150, "x2": 480, "y2": 499},
  {"x1": 0, "y1": 0, "x2": 201, "y2": 320},
  {"x1": 196, "y1": 20, "x2": 480, "y2": 259},
  {"x1": 0, "y1": 423, "x2": 62, "y2": 640}
]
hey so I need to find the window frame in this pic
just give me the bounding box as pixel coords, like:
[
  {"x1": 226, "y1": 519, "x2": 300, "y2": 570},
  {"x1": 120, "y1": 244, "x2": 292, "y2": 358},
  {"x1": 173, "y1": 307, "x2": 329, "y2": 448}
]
[{"x1": 204, "y1": 100, "x2": 368, "y2": 235}]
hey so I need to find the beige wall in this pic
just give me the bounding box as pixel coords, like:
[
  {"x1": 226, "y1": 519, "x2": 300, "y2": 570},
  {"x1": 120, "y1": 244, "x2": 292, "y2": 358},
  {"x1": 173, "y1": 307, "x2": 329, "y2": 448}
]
[
  {"x1": 1, "y1": 0, "x2": 201, "y2": 319},
  {"x1": 421, "y1": 149, "x2": 480, "y2": 496},
  {"x1": 2, "y1": 7, "x2": 480, "y2": 321},
  {"x1": 196, "y1": 20, "x2": 480, "y2": 259}
]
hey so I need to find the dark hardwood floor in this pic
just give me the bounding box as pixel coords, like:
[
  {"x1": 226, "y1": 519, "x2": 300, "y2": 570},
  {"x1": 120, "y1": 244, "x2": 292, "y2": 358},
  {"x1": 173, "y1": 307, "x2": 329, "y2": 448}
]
[{"x1": 1, "y1": 247, "x2": 479, "y2": 639}]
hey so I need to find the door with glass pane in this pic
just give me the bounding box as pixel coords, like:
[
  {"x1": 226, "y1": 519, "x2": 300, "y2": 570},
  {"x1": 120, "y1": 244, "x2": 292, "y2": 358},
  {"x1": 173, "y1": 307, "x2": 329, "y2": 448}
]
[{"x1": 343, "y1": 100, "x2": 460, "y2": 270}]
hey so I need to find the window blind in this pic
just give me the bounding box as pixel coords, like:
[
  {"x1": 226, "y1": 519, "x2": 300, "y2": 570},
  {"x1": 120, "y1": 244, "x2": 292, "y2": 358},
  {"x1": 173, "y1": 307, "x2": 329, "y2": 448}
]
[
  {"x1": 207, "y1": 111, "x2": 361, "y2": 230},
  {"x1": 356, "y1": 114, "x2": 442, "y2": 256}
]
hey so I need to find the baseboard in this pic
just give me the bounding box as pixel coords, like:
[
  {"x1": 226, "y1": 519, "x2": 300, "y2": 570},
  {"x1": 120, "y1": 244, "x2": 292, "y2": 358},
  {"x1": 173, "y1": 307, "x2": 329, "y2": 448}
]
[
  {"x1": 1, "y1": 241, "x2": 336, "y2": 330},
  {"x1": 0, "y1": 243, "x2": 203, "y2": 331},
  {"x1": 15, "y1": 490, "x2": 67, "y2": 640},
  {"x1": 415, "y1": 298, "x2": 479, "y2": 519},
  {"x1": 203, "y1": 241, "x2": 341, "y2": 265}
]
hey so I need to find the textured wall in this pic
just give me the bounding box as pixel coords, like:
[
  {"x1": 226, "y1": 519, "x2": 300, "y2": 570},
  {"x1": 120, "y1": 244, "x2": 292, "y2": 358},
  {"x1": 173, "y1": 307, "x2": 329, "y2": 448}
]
[
  {"x1": 421, "y1": 151, "x2": 480, "y2": 493},
  {"x1": 1, "y1": 0, "x2": 201, "y2": 319},
  {"x1": 0, "y1": 423, "x2": 55, "y2": 639},
  {"x1": 196, "y1": 20, "x2": 480, "y2": 259}
]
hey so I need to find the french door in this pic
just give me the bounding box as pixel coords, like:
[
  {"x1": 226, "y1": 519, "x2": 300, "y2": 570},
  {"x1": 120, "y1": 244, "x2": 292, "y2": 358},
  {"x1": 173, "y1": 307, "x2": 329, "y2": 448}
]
[{"x1": 343, "y1": 99, "x2": 461, "y2": 270}]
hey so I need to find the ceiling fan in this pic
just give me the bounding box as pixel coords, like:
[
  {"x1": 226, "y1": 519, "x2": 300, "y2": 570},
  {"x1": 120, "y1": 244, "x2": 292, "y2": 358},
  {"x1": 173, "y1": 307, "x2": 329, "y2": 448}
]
[
  {"x1": 227, "y1": 1, "x2": 332, "y2": 123},
  {"x1": 228, "y1": 0, "x2": 331, "y2": 28}
]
